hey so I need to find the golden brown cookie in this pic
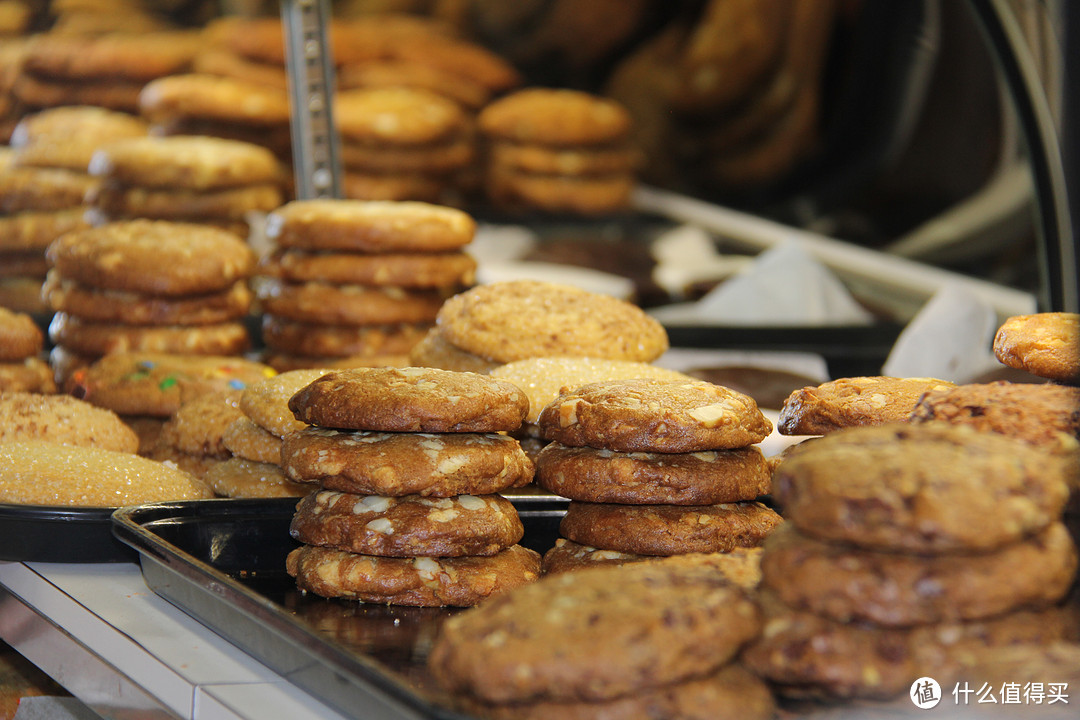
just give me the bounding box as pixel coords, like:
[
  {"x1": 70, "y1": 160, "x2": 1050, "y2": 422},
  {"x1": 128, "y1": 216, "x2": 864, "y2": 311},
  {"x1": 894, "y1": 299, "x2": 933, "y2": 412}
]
[
  {"x1": 559, "y1": 500, "x2": 782, "y2": 555},
  {"x1": 203, "y1": 456, "x2": 310, "y2": 499},
  {"x1": 264, "y1": 199, "x2": 475, "y2": 253},
  {"x1": 0, "y1": 208, "x2": 90, "y2": 252},
  {"x1": 158, "y1": 389, "x2": 243, "y2": 458},
  {"x1": 254, "y1": 279, "x2": 445, "y2": 326},
  {"x1": 0, "y1": 356, "x2": 57, "y2": 394},
  {"x1": 47, "y1": 220, "x2": 255, "y2": 296},
  {"x1": 10, "y1": 105, "x2": 148, "y2": 148},
  {"x1": 408, "y1": 327, "x2": 499, "y2": 374},
  {"x1": 0, "y1": 166, "x2": 98, "y2": 213},
  {"x1": 260, "y1": 352, "x2": 412, "y2": 373},
  {"x1": 285, "y1": 542, "x2": 541, "y2": 607},
  {"x1": 540, "y1": 538, "x2": 647, "y2": 575},
  {"x1": 427, "y1": 557, "x2": 760, "y2": 703},
  {"x1": 0, "y1": 439, "x2": 212, "y2": 506},
  {"x1": 12, "y1": 73, "x2": 144, "y2": 113},
  {"x1": 236, "y1": 368, "x2": 333, "y2": 439},
  {"x1": 290, "y1": 490, "x2": 524, "y2": 557},
  {"x1": 191, "y1": 48, "x2": 288, "y2": 91},
  {"x1": 335, "y1": 87, "x2": 470, "y2": 146},
  {"x1": 260, "y1": 318, "x2": 429, "y2": 360},
  {"x1": 281, "y1": 427, "x2": 534, "y2": 496},
  {"x1": 339, "y1": 171, "x2": 448, "y2": 203},
  {"x1": 48, "y1": 314, "x2": 250, "y2": 357},
  {"x1": 222, "y1": 416, "x2": 282, "y2": 464},
  {"x1": 777, "y1": 376, "x2": 957, "y2": 435},
  {"x1": 909, "y1": 380, "x2": 1080, "y2": 448},
  {"x1": 479, "y1": 88, "x2": 633, "y2": 146},
  {"x1": 259, "y1": 249, "x2": 476, "y2": 289},
  {"x1": 88, "y1": 135, "x2": 284, "y2": 191},
  {"x1": 436, "y1": 280, "x2": 668, "y2": 365},
  {"x1": 0, "y1": 306, "x2": 43, "y2": 361},
  {"x1": 22, "y1": 31, "x2": 199, "y2": 82},
  {"x1": 0, "y1": 391, "x2": 139, "y2": 452},
  {"x1": 43, "y1": 274, "x2": 253, "y2": 326},
  {"x1": 489, "y1": 140, "x2": 642, "y2": 176},
  {"x1": 772, "y1": 423, "x2": 1072, "y2": 553},
  {"x1": 392, "y1": 35, "x2": 522, "y2": 94},
  {"x1": 288, "y1": 366, "x2": 529, "y2": 433},
  {"x1": 486, "y1": 168, "x2": 635, "y2": 215},
  {"x1": 138, "y1": 73, "x2": 291, "y2": 126},
  {"x1": 88, "y1": 181, "x2": 284, "y2": 222},
  {"x1": 336, "y1": 60, "x2": 490, "y2": 110},
  {"x1": 67, "y1": 352, "x2": 276, "y2": 417},
  {"x1": 535, "y1": 442, "x2": 770, "y2": 504},
  {"x1": 993, "y1": 312, "x2": 1080, "y2": 383},
  {"x1": 537, "y1": 378, "x2": 772, "y2": 452}
]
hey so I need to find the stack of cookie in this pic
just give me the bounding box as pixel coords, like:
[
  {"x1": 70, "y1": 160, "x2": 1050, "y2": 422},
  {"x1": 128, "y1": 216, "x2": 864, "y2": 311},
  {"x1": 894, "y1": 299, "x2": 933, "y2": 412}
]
[
  {"x1": 334, "y1": 87, "x2": 477, "y2": 204},
  {"x1": 744, "y1": 422, "x2": 1078, "y2": 702},
  {"x1": 204, "y1": 369, "x2": 324, "y2": 499},
  {"x1": 256, "y1": 199, "x2": 476, "y2": 371},
  {"x1": 0, "y1": 306, "x2": 55, "y2": 393},
  {"x1": 149, "y1": 388, "x2": 245, "y2": 482},
  {"x1": 282, "y1": 367, "x2": 541, "y2": 607},
  {"x1": 85, "y1": 135, "x2": 286, "y2": 239},
  {"x1": 477, "y1": 88, "x2": 639, "y2": 215},
  {"x1": 427, "y1": 555, "x2": 775, "y2": 720},
  {"x1": 534, "y1": 377, "x2": 782, "y2": 573},
  {"x1": 43, "y1": 220, "x2": 258, "y2": 384}
]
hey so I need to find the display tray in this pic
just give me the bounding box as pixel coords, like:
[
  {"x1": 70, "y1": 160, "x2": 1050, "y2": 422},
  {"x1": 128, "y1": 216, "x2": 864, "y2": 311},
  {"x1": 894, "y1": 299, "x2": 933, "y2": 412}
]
[
  {"x1": 112, "y1": 493, "x2": 568, "y2": 720},
  {"x1": 0, "y1": 503, "x2": 138, "y2": 563}
]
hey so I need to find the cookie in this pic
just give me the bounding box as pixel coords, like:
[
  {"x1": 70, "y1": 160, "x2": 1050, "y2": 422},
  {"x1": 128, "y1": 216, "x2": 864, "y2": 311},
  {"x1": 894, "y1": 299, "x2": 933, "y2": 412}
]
[
  {"x1": 281, "y1": 427, "x2": 534, "y2": 496},
  {"x1": 254, "y1": 279, "x2": 445, "y2": 326},
  {"x1": 88, "y1": 181, "x2": 283, "y2": 222},
  {"x1": 393, "y1": 35, "x2": 522, "y2": 93},
  {"x1": 159, "y1": 389, "x2": 243, "y2": 458},
  {"x1": 22, "y1": 31, "x2": 199, "y2": 81},
  {"x1": 540, "y1": 538, "x2": 647, "y2": 575},
  {"x1": 559, "y1": 500, "x2": 782, "y2": 555},
  {"x1": 535, "y1": 442, "x2": 770, "y2": 504},
  {"x1": 259, "y1": 249, "x2": 476, "y2": 289},
  {"x1": 138, "y1": 73, "x2": 291, "y2": 126},
  {"x1": 288, "y1": 366, "x2": 529, "y2": 433},
  {"x1": 777, "y1": 376, "x2": 957, "y2": 435},
  {"x1": 478, "y1": 88, "x2": 633, "y2": 146},
  {"x1": 260, "y1": 318, "x2": 429, "y2": 359},
  {"x1": 43, "y1": 274, "x2": 252, "y2": 326},
  {"x1": 486, "y1": 169, "x2": 635, "y2": 215},
  {"x1": 0, "y1": 439, "x2": 212, "y2": 506},
  {"x1": 12, "y1": 73, "x2": 144, "y2": 113},
  {"x1": 285, "y1": 543, "x2": 541, "y2": 607},
  {"x1": 339, "y1": 171, "x2": 447, "y2": 203},
  {"x1": 121, "y1": 414, "x2": 167, "y2": 456},
  {"x1": 408, "y1": 327, "x2": 499, "y2": 374},
  {"x1": 0, "y1": 251, "x2": 48, "y2": 278},
  {"x1": 537, "y1": 378, "x2": 772, "y2": 452},
  {"x1": 339, "y1": 138, "x2": 475, "y2": 174},
  {"x1": 191, "y1": 48, "x2": 288, "y2": 91},
  {"x1": 772, "y1": 423, "x2": 1072, "y2": 553},
  {"x1": 427, "y1": 556, "x2": 760, "y2": 703},
  {"x1": 761, "y1": 522, "x2": 1077, "y2": 627},
  {"x1": 10, "y1": 105, "x2": 148, "y2": 148},
  {"x1": 436, "y1": 280, "x2": 668, "y2": 364},
  {"x1": 203, "y1": 456, "x2": 310, "y2": 499},
  {"x1": 238, "y1": 368, "x2": 334, "y2": 438},
  {"x1": 0, "y1": 166, "x2": 98, "y2": 213},
  {"x1": 0, "y1": 306, "x2": 43, "y2": 361},
  {"x1": 46, "y1": 220, "x2": 255, "y2": 296},
  {"x1": 993, "y1": 312, "x2": 1080, "y2": 383},
  {"x1": 0, "y1": 391, "x2": 139, "y2": 453},
  {"x1": 87, "y1": 135, "x2": 284, "y2": 190},
  {"x1": 337, "y1": 60, "x2": 490, "y2": 110},
  {"x1": 909, "y1": 381, "x2": 1080, "y2": 448},
  {"x1": 0, "y1": 357, "x2": 56, "y2": 394},
  {"x1": 489, "y1": 140, "x2": 642, "y2": 176},
  {"x1": 335, "y1": 87, "x2": 470, "y2": 146},
  {"x1": 290, "y1": 490, "x2": 523, "y2": 557},
  {"x1": 222, "y1": 416, "x2": 282, "y2": 464},
  {"x1": 48, "y1": 314, "x2": 250, "y2": 357},
  {"x1": 67, "y1": 352, "x2": 276, "y2": 417},
  {"x1": 264, "y1": 199, "x2": 475, "y2": 253},
  {"x1": 0, "y1": 208, "x2": 89, "y2": 252}
]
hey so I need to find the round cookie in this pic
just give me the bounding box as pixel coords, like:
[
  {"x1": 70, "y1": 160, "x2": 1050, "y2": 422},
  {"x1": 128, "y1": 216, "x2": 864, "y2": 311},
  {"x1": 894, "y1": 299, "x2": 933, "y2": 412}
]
[
  {"x1": 559, "y1": 500, "x2": 782, "y2": 555},
  {"x1": 48, "y1": 314, "x2": 250, "y2": 357},
  {"x1": 287, "y1": 367, "x2": 529, "y2": 433},
  {"x1": 335, "y1": 87, "x2": 470, "y2": 146},
  {"x1": 427, "y1": 557, "x2": 760, "y2": 703},
  {"x1": 0, "y1": 166, "x2": 99, "y2": 213},
  {"x1": 204, "y1": 457, "x2": 309, "y2": 498},
  {"x1": 489, "y1": 141, "x2": 642, "y2": 176},
  {"x1": 264, "y1": 199, "x2": 475, "y2": 253},
  {"x1": 338, "y1": 138, "x2": 475, "y2": 174},
  {"x1": 478, "y1": 88, "x2": 633, "y2": 146},
  {"x1": 537, "y1": 378, "x2": 772, "y2": 452},
  {"x1": 337, "y1": 60, "x2": 490, "y2": 110},
  {"x1": 260, "y1": 319, "x2": 429, "y2": 360},
  {"x1": 159, "y1": 389, "x2": 243, "y2": 458},
  {"x1": 408, "y1": 328, "x2": 499, "y2": 374},
  {"x1": 138, "y1": 73, "x2": 291, "y2": 126},
  {"x1": 290, "y1": 490, "x2": 523, "y2": 557},
  {"x1": 772, "y1": 423, "x2": 1072, "y2": 553},
  {"x1": 10, "y1": 105, "x2": 148, "y2": 148},
  {"x1": 67, "y1": 352, "x2": 276, "y2": 418},
  {"x1": 260, "y1": 249, "x2": 476, "y2": 289},
  {"x1": 486, "y1": 170, "x2": 634, "y2": 215},
  {"x1": 89, "y1": 181, "x2": 283, "y2": 221},
  {"x1": 909, "y1": 380, "x2": 1080, "y2": 448},
  {"x1": 87, "y1": 135, "x2": 284, "y2": 190},
  {"x1": 254, "y1": 279, "x2": 445, "y2": 326},
  {"x1": 281, "y1": 428, "x2": 534, "y2": 497},
  {"x1": 436, "y1": 280, "x2": 669, "y2": 364},
  {"x1": 222, "y1": 416, "x2": 282, "y2": 464},
  {"x1": 0, "y1": 208, "x2": 89, "y2": 252},
  {"x1": 0, "y1": 439, "x2": 212, "y2": 506},
  {"x1": 535, "y1": 442, "x2": 771, "y2": 505},
  {"x1": 285, "y1": 543, "x2": 541, "y2": 607},
  {"x1": 46, "y1": 220, "x2": 256, "y2": 296},
  {"x1": 22, "y1": 31, "x2": 200, "y2": 82},
  {"x1": 761, "y1": 522, "x2": 1078, "y2": 627},
  {"x1": 777, "y1": 376, "x2": 958, "y2": 435},
  {"x1": 43, "y1": 274, "x2": 253, "y2": 325},
  {"x1": 0, "y1": 306, "x2": 43, "y2": 361},
  {"x1": 239, "y1": 368, "x2": 335, "y2": 438},
  {"x1": 993, "y1": 312, "x2": 1080, "y2": 383},
  {"x1": 340, "y1": 171, "x2": 447, "y2": 203},
  {"x1": 0, "y1": 391, "x2": 139, "y2": 453},
  {"x1": 0, "y1": 357, "x2": 56, "y2": 394}
]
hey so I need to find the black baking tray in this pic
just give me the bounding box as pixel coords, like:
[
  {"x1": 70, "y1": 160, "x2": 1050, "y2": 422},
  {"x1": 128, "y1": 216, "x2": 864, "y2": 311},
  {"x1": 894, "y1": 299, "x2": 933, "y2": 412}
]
[
  {"x1": 112, "y1": 494, "x2": 568, "y2": 720},
  {"x1": 0, "y1": 503, "x2": 138, "y2": 563}
]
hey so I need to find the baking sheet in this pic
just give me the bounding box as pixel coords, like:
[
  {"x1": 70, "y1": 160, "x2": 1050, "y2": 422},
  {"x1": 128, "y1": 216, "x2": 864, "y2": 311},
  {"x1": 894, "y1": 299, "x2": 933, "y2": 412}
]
[
  {"x1": 112, "y1": 494, "x2": 568, "y2": 720},
  {"x1": 0, "y1": 503, "x2": 137, "y2": 563}
]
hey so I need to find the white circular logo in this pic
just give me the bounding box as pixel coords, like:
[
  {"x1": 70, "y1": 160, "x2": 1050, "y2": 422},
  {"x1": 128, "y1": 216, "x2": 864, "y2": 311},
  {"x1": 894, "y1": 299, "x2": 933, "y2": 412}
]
[{"x1": 910, "y1": 677, "x2": 942, "y2": 709}]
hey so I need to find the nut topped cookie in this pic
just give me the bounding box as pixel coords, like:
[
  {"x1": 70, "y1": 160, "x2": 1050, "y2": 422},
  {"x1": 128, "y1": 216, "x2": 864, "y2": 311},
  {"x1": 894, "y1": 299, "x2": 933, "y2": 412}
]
[
  {"x1": 778, "y1": 376, "x2": 957, "y2": 435},
  {"x1": 436, "y1": 280, "x2": 669, "y2": 364},
  {"x1": 288, "y1": 366, "x2": 529, "y2": 433},
  {"x1": 537, "y1": 378, "x2": 772, "y2": 452},
  {"x1": 46, "y1": 220, "x2": 256, "y2": 296},
  {"x1": 993, "y1": 312, "x2": 1079, "y2": 383},
  {"x1": 772, "y1": 423, "x2": 1072, "y2": 553}
]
